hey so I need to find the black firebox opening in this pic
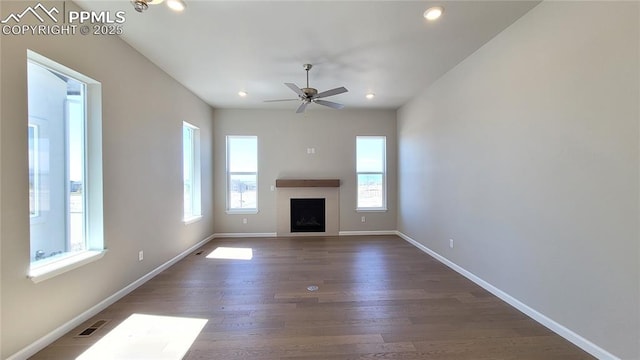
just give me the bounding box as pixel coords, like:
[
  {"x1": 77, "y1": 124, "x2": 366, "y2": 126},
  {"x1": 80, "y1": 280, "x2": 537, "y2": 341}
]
[{"x1": 290, "y1": 198, "x2": 325, "y2": 233}]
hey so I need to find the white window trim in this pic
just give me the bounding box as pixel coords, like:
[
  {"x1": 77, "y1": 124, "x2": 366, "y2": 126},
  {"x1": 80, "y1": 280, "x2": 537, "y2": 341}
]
[
  {"x1": 225, "y1": 209, "x2": 259, "y2": 215},
  {"x1": 27, "y1": 50, "x2": 105, "y2": 281},
  {"x1": 226, "y1": 136, "x2": 258, "y2": 212},
  {"x1": 28, "y1": 250, "x2": 106, "y2": 283},
  {"x1": 356, "y1": 208, "x2": 388, "y2": 213},
  {"x1": 183, "y1": 122, "x2": 202, "y2": 222},
  {"x1": 28, "y1": 123, "x2": 40, "y2": 218},
  {"x1": 356, "y1": 136, "x2": 387, "y2": 211},
  {"x1": 183, "y1": 215, "x2": 202, "y2": 225}
]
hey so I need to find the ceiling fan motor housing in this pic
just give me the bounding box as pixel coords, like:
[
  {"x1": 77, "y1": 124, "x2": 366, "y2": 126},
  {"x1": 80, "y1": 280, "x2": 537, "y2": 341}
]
[{"x1": 301, "y1": 88, "x2": 318, "y2": 98}]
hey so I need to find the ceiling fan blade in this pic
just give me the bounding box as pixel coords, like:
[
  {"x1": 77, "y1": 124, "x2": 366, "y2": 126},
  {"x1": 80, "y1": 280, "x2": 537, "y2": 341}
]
[
  {"x1": 296, "y1": 102, "x2": 309, "y2": 113},
  {"x1": 284, "y1": 83, "x2": 305, "y2": 98},
  {"x1": 314, "y1": 86, "x2": 348, "y2": 99},
  {"x1": 314, "y1": 99, "x2": 345, "y2": 110},
  {"x1": 264, "y1": 99, "x2": 299, "y2": 102}
]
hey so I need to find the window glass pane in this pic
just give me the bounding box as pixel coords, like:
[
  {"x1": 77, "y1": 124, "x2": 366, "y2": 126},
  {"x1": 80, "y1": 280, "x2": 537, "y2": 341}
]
[
  {"x1": 28, "y1": 60, "x2": 87, "y2": 263},
  {"x1": 227, "y1": 135, "x2": 257, "y2": 211},
  {"x1": 356, "y1": 136, "x2": 386, "y2": 209},
  {"x1": 183, "y1": 123, "x2": 201, "y2": 220},
  {"x1": 229, "y1": 174, "x2": 257, "y2": 209},
  {"x1": 228, "y1": 136, "x2": 257, "y2": 172},
  {"x1": 183, "y1": 126, "x2": 194, "y2": 218},
  {"x1": 356, "y1": 137, "x2": 384, "y2": 172},
  {"x1": 67, "y1": 96, "x2": 85, "y2": 252},
  {"x1": 357, "y1": 174, "x2": 383, "y2": 208}
]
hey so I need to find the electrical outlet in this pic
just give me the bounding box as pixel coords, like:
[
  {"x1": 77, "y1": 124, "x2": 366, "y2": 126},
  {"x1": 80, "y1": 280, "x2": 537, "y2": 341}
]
[
  {"x1": 361, "y1": 216, "x2": 366, "y2": 223},
  {"x1": 270, "y1": 185, "x2": 275, "y2": 191},
  {"x1": 138, "y1": 250, "x2": 144, "y2": 261},
  {"x1": 449, "y1": 239, "x2": 454, "y2": 249},
  {"x1": 242, "y1": 218, "x2": 248, "y2": 224}
]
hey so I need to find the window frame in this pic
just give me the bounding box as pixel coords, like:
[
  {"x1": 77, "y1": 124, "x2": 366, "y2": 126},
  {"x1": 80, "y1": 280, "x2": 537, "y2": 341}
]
[
  {"x1": 27, "y1": 50, "x2": 105, "y2": 283},
  {"x1": 226, "y1": 135, "x2": 258, "y2": 214},
  {"x1": 183, "y1": 122, "x2": 202, "y2": 223},
  {"x1": 28, "y1": 122, "x2": 40, "y2": 218},
  {"x1": 356, "y1": 135, "x2": 387, "y2": 212}
]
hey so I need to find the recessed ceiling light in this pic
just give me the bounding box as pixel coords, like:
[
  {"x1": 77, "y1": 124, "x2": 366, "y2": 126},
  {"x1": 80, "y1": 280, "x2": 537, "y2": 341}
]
[
  {"x1": 238, "y1": 91, "x2": 248, "y2": 97},
  {"x1": 366, "y1": 93, "x2": 375, "y2": 99},
  {"x1": 424, "y1": 6, "x2": 444, "y2": 21},
  {"x1": 166, "y1": 0, "x2": 186, "y2": 12}
]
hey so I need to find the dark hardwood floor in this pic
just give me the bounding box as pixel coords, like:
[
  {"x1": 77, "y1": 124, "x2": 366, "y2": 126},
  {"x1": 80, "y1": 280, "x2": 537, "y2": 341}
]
[{"x1": 31, "y1": 235, "x2": 594, "y2": 359}]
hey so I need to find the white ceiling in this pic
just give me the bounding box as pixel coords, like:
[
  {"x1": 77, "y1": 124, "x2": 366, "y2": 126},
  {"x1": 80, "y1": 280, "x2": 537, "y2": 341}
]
[{"x1": 75, "y1": 1, "x2": 540, "y2": 111}]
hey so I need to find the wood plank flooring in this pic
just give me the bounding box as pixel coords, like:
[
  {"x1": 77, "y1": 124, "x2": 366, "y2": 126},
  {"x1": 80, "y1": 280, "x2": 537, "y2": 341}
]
[{"x1": 30, "y1": 235, "x2": 594, "y2": 359}]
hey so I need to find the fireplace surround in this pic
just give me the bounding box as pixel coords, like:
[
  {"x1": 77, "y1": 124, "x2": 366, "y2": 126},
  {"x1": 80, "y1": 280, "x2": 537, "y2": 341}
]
[{"x1": 276, "y1": 179, "x2": 339, "y2": 236}]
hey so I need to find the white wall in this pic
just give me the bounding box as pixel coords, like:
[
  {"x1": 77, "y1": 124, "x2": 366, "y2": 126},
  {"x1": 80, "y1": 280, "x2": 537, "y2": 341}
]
[
  {"x1": 0, "y1": 1, "x2": 214, "y2": 357},
  {"x1": 397, "y1": 2, "x2": 639, "y2": 358},
  {"x1": 212, "y1": 109, "x2": 397, "y2": 234}
]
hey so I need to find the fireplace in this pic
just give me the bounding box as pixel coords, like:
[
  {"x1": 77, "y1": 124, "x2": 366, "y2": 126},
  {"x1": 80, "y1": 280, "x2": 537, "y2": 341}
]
[
  {"x1": 276, "y1": 179, "x2": 339, "y2": 236},
  {"x1": 290, "y1": 198, "x2": 325, "y2": 233}
]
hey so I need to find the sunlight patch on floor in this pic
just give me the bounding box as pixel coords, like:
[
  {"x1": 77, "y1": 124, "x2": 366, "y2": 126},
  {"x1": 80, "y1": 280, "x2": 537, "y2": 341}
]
[
  {"x1": 206, "y1": 247, "x2": 253, "y2": 260},
  {"x1": 76, "y1": 313, "x2": 207, "y2": 360}
]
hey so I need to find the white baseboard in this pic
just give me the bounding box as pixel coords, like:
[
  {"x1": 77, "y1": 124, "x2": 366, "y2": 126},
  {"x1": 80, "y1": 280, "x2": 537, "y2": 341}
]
[
  {"x1": 338, "y1": 230, "x2": 397, "y2": 236},
  {"x1": 7, "y1": 235, "x2": 215, "y2": 360},
  {"x1": 213, "y1": 232, "x2": 277, "y2": 238},
  {"x1": 395, "y1": 231, "x2": 619, "y2": 360}
]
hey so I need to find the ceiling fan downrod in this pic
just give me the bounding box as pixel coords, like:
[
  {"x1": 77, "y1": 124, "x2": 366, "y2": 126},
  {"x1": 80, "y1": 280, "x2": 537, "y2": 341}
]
[{"x1": 303, "y1": 63, "x2": 312, "y2": 89}]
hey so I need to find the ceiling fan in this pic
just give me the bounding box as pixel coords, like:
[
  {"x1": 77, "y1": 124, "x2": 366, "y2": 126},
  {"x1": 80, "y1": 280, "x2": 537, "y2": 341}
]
[{"x1": 265, "y1": 64, "x2": 348, "y2": 113}]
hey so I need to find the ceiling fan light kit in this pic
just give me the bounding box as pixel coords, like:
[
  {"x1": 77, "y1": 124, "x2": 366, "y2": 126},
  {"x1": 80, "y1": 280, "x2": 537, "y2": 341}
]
[{"x1": 265, "y1": 64, "x2": 349, "y2": 113}]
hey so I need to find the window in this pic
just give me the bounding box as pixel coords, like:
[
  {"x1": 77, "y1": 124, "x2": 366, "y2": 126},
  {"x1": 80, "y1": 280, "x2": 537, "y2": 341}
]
[
  {"x1": 27, "y1": 50, "x2": 104, "y2": 282},
  {"x1": 356, "y1": 136, "x2": 386, "y2": 210},
  {"x1": 183, "y1": 122, "x2": 201, "y2": 221},
  {"x1": 226, "y1": 136, "x2": 258, "y2": 212}
]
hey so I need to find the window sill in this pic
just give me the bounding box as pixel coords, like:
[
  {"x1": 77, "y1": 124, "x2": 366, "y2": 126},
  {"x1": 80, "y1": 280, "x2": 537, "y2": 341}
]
[
  {"x1": 183, "y1": 215, "x2": 202, "y2": 225},
  {"x1": 356, "y1": 208, "x2": 388, "y2": 213},
  {"x1": 226, "y1": 210, "x2": 258, "y2": 215},
  {"x1": 29, "y1": 250, "x2": 106, "y2": 284}
]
